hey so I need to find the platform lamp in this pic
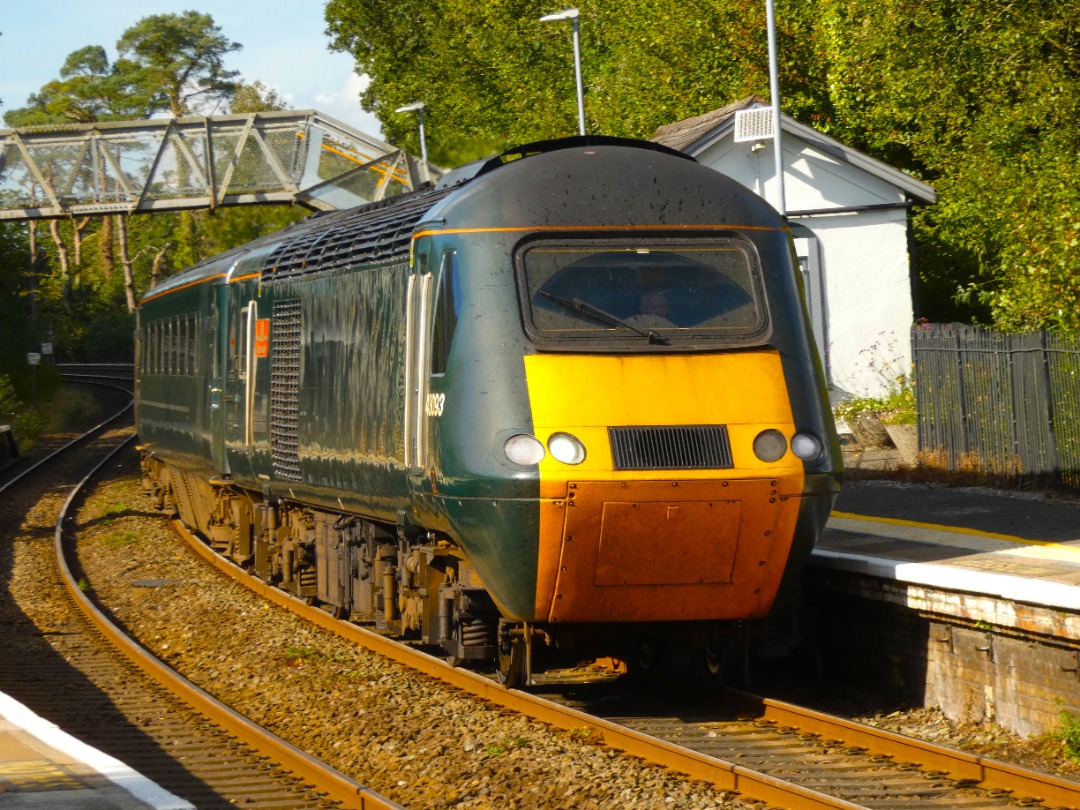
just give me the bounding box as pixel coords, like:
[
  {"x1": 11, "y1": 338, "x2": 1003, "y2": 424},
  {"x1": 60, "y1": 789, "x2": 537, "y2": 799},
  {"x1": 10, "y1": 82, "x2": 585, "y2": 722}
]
[
  {"x1": 539, "y1": 8, "x2": 586, "y2": 136},
  {"x1": 394, "y1": 101, "x2": 429, "y2": 184}
]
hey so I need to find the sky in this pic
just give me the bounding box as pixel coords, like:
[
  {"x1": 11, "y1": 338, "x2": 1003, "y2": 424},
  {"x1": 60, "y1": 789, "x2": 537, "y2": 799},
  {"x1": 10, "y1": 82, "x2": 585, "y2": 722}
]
[{"x1": 1, "y1": 1, "x2": 385, "y2": 138}]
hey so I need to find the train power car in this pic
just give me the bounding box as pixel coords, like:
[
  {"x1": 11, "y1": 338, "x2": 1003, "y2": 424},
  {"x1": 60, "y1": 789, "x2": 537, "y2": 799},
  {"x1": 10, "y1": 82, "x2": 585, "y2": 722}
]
[{"x1": 136, "y1": 136, "x2": 842, "y2": 686}]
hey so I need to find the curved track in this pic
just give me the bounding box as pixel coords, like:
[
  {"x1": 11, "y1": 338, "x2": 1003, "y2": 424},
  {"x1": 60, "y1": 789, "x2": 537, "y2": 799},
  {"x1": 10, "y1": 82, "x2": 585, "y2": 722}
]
[
  {"x1": 168, "y1": 495, "x2": 1080, "y2": 810},
  {"x1": 0, "y1": 377, "x2": 399, "y2": 809}
]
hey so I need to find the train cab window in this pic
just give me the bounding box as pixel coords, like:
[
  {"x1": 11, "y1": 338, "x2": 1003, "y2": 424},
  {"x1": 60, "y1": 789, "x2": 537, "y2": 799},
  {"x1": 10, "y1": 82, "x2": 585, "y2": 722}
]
[
  {"x1": 430, "y1": 251, "x2": 459, "y2": 375},
  {"x1": 518, "y1": 238, "x2": 770, "y2": 350}
]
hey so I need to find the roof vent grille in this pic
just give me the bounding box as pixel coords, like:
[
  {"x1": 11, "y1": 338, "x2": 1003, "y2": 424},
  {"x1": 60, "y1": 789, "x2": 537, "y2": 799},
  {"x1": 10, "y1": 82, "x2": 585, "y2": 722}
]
[{"x1": 734, "y1": 107, "x2": 775, "y2": 143}]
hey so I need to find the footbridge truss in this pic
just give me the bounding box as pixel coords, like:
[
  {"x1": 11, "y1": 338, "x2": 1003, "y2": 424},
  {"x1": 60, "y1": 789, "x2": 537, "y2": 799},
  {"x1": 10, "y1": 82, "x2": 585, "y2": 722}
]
[{"x1": 0, "y1": 110, "x2": 432, "y2": 221}]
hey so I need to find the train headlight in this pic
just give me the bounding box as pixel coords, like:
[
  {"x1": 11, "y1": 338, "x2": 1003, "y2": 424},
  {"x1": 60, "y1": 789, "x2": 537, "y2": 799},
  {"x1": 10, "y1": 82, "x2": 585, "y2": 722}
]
[
  {"x1": 548, "y1": 432, "x2": 586, "y2": 465},
  {"x1": 753, "y1": 429, "x2": 788, "y2": 462},
  {"x1": 504, "y1": 434, "x2": 546, "y2": 465},
  {"x1": 791, "y1": 431, "x2": 824, "y2": 461}
]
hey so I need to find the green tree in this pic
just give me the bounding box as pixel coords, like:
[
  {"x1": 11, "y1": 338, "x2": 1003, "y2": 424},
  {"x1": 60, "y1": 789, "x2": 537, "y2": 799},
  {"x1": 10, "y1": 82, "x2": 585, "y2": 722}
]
[
  {"x1": 117, "y1": 11, "x2": 242, "y2": 116},
  {"x1": 326, "y1": 0, "x2": 1079, "y2": 332},
  {"x1": 817, "y1": 0, "x2": 1080, "y2": 328},
  {"x1": 0, "y1": 13, "x2": 303, "y2": 360},
  {"x1": 326, "y1": 0, "x2": 825, "y2": 163},
  {"x1": 3, "y1": 46, "x2": 152, "y2": 127}
]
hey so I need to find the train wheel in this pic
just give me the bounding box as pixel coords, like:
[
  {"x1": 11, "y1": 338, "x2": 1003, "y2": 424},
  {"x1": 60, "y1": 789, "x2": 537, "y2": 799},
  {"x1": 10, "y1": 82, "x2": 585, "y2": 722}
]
[
  {"x1": 695, "y1": 637, "x2": 732, "y2": 686},
  {"x1": 636, "y1": 639, "x2": 658, "y2": 671},
  {"x1": 495, "y1": 639, "x2": 528, "y2": 687},
  {"x1": 495, "y1": 622, "x2": 531, "y2": 688}
]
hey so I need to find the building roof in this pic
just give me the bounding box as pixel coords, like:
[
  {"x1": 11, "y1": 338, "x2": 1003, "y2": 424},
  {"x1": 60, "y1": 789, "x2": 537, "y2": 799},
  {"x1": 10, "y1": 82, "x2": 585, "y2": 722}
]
[{"x1": 652, "y1": 96, "x2": 936, "y2": 205}]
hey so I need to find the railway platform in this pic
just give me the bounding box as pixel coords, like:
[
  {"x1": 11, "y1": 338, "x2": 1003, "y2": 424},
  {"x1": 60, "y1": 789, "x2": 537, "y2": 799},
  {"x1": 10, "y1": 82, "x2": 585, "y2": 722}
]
[
  {"x1": 821, "y1": 477, "x2": 1080, "y2": 606},
  {"x1": 0, "y1": 691, "x2": 192, "y2": 809},
  {"x1": 809, "y1": 476, "x2": 1080, "y2": 736}
]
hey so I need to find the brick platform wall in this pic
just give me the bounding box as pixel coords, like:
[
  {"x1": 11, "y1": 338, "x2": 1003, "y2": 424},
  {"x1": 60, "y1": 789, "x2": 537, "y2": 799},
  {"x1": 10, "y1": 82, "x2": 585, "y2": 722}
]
[{"x1": 803, "y1": 568, "x2": 1080, "y2": 737}]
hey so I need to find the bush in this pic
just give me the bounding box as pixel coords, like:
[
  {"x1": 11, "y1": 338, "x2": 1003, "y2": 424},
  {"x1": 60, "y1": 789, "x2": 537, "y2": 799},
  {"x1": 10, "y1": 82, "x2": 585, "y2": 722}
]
[
  {"x1": 0, "y1": 375, "x2": 18, "y2": 423},
  {"x1": 833, "y1": 375, "x2": 916, "y2": 426}
]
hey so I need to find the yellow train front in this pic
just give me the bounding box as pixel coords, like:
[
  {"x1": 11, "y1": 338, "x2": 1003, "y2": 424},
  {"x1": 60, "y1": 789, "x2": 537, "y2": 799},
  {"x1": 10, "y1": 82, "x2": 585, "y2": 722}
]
[{"x1": 410, "y1": 138, "x2": 842, "y2": 683}]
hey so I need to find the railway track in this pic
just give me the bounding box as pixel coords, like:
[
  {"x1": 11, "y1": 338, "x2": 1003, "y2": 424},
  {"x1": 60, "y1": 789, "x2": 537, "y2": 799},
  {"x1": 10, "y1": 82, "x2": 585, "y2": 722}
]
[
  {"x1": 157, "y1": 499, "x2": 1080, "y2": 809},
  {"x1": 0, "y1": 388, "x2": 399, "y2": 809},
  {"x1": 37, "y1": 368, "x2": 1080, "y2": 808}
]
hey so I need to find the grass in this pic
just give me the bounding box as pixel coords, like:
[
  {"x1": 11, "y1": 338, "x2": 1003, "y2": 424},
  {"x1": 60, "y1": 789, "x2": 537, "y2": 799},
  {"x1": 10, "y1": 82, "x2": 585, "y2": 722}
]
[
  {"x1": 1055, "y1": 706, "x2": 1080, "y2": 761},
  {"x1": 102, "y1": 531, "x2": 140, "y2": 549},
  {"x1": 846, "y1": 447, "x2": 1080, "y2": 501}
]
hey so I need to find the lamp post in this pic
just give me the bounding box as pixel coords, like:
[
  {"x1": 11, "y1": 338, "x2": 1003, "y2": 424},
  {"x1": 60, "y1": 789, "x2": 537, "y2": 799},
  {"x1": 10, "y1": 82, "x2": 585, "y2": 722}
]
[
  {"x1": 765, "y1": 0, "x2": 786, "y2": 215},
  {"x1": 394, "y1": 101, "x2": 429, "y2": 184},
  {"x1": 540, "y1": 8, "x2": 586, "y2": 136}
]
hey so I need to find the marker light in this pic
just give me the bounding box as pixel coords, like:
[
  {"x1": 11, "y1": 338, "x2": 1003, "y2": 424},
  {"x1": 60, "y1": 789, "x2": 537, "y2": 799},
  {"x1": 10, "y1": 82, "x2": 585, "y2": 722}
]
[
  {"x1": 504, "y1": 434, "x2": 545, "y2": 465},
  {"x1": 548, "y1": 432, "x2": 586, "y2": 465},
  {"x1": 790, "y1": 431, "x2": 824, "y2": 461},
  {"x1": 753, "y1": 429, "x2": 788, "y2": 462}
]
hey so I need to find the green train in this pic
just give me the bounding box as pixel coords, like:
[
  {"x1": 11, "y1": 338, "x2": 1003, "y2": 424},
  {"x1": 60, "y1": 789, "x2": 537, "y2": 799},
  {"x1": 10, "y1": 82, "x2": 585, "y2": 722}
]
[{"x1": 136, "y1": 136, "x2": 842, "y2": 686}]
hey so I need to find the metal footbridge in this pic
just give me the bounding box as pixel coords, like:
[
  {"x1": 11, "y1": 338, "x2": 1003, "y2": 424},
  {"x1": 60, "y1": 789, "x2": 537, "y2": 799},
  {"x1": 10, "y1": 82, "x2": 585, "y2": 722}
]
[{"x1": 0, "y1": 111, "x2": 431, "y2": 220}]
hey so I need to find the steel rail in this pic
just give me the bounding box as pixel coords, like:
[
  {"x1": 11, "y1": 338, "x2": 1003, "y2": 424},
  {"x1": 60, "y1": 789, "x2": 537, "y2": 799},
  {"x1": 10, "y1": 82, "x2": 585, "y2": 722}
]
[
  {"x1": 54, "y1": 437, "x2": 403, "y2": 810},
  {"x1": 177, "y1": 514, "x2": 1080, "y2": 809},
  {"x1": 0, "y1": 382, "x2": 133, "y2": 494},
  {"x1": 175, "y1": 518, "x2": 868, "y2": 810},
  {"x1": 733, "y1": 690, "x2": 1080, "y2": 809}
]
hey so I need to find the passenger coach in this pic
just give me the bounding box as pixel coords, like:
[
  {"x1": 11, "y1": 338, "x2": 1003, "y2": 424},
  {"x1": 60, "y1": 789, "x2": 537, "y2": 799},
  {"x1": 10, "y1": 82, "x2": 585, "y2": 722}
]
[{"x1": 137, "y1": 136, "x2": 842, "y2": 685}]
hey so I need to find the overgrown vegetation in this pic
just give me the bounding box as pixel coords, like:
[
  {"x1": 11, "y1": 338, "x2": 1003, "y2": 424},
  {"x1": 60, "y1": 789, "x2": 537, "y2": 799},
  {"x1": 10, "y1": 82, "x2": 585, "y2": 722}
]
[
  {"x1": 1055, "y1": 706, "x2": 1080, "y2": 762},
  {"x1": 2, "y1": 4, "x2": 1078, "y2": 376},
  {"x1": 327, "y1": 0, "x2": 1079, "y2": 331},
  {"x1": 0, "y1": 12, "x2": 305, "y2": 377}
]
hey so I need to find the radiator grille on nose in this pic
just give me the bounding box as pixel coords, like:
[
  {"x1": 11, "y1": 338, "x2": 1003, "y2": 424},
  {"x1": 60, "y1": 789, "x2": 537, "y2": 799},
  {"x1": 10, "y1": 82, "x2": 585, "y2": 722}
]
[{"x1": 608, "y1": 425, "x2": 733, "y2": 470}]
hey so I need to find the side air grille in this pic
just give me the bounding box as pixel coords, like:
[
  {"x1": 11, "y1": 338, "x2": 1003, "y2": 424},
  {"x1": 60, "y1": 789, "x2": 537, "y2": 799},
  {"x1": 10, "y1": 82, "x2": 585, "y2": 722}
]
[
  {"x1": 270, "y1": 299, "x2": 303, "y2": 481},
  {"x1": 609, "y1": 425, "x2": 733, "y2": 470},
  {"x1": 261, "y1": 185, "x2": 453, "y2": 283}
]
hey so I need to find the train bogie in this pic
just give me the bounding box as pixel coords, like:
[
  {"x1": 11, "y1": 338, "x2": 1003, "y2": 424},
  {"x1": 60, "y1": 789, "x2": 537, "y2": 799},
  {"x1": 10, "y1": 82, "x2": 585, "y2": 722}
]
[{"x1": 136, "y1": 136, "x2": 841, "y2": 686}]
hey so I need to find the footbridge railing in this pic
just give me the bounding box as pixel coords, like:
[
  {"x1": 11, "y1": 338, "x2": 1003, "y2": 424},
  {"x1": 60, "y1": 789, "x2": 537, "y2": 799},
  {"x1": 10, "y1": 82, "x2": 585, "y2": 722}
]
[{"x1": 0, "y1": 110, "x2": 431, "y2": 220}]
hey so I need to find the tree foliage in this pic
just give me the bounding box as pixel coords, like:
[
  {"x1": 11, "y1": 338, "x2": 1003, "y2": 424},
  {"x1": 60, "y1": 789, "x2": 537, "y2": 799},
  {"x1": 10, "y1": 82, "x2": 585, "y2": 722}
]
[
  {"x1": 116, "y1": 11, "x2": 242, "y2": 116},
  {"x1": 326, "y1": 0, "x2": 1080, "y2": 332},
  {"x1": 0, "y1": 13, "x2": 300, "y2": 371}
]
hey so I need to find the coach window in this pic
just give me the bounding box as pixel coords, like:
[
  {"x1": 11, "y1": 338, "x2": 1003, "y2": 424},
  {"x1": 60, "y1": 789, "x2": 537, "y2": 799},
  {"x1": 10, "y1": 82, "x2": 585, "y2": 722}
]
[
  {"x1": 179, "y1": 317, "x2": 188, "y2": 375},
  {"x1": 187, "y1": 314, "x2": 198, "y2": 375},
  {"x1": 149, "y1": 323, "x2": 157, "y2": 376},
  {"x1": 430, "y1": 251, "x2": 459, "y2": 376}
]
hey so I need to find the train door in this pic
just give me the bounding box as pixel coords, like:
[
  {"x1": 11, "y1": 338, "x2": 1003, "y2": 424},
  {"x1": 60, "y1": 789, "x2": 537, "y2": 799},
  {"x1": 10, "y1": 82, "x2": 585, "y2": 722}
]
[
  {"x1": 791, "y1": 226, "x2": 829, "y2": 383},
  {"x1": 209, "y1": 282, "x2": 230, "y2": 476},
  {"x1": 404, "y1": 247, "x2": 457, "y2": 482},
  {"x1": 223, "y1": 288, "x2": 259, "y2": 479},
  {"x1": 404, "y1": 250, "x2": 434, "y2": 475}
]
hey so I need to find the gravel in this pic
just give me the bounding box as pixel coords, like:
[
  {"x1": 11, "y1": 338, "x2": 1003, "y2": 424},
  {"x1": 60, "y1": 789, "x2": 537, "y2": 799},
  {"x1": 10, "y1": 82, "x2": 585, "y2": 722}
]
[
  {"x1": 74, "y1": 450, "x2": 1080, "y2": 808},
  {"x1": 75, "y1": 450, "x2": 752, "y2": 810}
]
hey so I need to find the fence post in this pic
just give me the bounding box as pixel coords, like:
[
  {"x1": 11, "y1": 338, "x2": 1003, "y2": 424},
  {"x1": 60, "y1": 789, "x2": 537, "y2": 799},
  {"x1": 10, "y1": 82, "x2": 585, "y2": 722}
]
[
  {"x1": 1041, "y1": 331, "x2": 1061, "y2": 483},
  {"x1": 955, "y1": 328, "x2": 969, "y2": 470}
]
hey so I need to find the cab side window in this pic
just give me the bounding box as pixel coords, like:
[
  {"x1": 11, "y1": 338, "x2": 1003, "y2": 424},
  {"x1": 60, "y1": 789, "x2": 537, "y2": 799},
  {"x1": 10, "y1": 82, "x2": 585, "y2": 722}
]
[{"x1": 430, "y1": 251, "x2": 459, "y2": 376}]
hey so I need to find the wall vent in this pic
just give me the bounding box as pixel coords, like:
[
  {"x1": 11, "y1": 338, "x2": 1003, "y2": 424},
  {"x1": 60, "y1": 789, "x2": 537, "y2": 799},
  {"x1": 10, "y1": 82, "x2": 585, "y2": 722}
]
[{"x1": 734, "y1": 107, "x2": 775, "y2": 143}]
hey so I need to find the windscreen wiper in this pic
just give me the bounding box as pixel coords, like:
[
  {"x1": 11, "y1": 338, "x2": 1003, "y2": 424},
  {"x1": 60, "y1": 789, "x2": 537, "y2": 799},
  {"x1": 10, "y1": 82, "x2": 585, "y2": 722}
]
[{"x1": 538, "y1": 291, "x2": 670, "y2": 345}]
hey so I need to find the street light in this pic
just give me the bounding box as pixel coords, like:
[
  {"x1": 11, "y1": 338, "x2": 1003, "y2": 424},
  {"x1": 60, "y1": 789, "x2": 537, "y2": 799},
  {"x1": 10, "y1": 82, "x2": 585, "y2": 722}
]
[
  {"x1": 394, "y1": 101, "x2": 429, "y2": 183},
  {"x1": 540, "y1": 8, "x2": 586, "y2": 136},
  {"x1": 765, "y1": 0, "x2": 786, "y2": 215}
]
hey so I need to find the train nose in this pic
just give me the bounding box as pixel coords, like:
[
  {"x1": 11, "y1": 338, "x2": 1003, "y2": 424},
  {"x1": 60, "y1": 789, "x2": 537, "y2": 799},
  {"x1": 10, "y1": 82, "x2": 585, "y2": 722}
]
[{"x1": 542, "y1": 477, "x2": 803, "y2": 623}]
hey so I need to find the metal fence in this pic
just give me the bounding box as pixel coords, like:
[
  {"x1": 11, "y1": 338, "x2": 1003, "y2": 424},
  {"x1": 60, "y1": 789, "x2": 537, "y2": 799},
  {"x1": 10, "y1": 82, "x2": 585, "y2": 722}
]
[{"x1": 913, "y1": 323, "x2": 1080, "y2": 487}]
